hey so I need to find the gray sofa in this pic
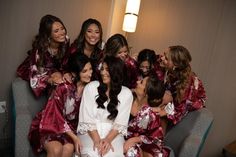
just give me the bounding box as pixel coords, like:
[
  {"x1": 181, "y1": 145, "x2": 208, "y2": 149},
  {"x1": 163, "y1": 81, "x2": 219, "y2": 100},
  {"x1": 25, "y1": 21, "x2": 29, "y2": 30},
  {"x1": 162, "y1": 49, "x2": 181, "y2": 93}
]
[
  {"x1": 12, "y1": 77, "x2": 46, "y2": 157},
  {"x1": 164, "y1": 108, "x2": 213, "y2": 157},
  {"x1": 12, "y1": 77, "x2": 213, "y2": 157}
]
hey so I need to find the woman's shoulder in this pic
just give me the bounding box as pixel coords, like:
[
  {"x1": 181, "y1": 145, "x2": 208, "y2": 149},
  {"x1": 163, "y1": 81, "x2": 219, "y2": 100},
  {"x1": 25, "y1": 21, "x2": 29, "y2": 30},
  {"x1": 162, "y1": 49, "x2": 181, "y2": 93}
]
[
  {"x1": 55, "y1": 82, "x2": 74, "y2": 92},
  {"x1": 120, "y1": 86, "x2": 133, "y2": 96},
  {"x1": 85, "y1": 80, "x2": 99, "y2": 89},
  {"x1": 126, "y1": 56, "x2": 137, "y2": 65}
]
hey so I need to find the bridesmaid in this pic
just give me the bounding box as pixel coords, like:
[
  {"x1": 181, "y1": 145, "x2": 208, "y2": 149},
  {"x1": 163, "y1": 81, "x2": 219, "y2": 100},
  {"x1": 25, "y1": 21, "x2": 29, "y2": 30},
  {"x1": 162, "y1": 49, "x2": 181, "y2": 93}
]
[
  {"x1": 124, "y1": 74, "x2": 170, "y2": 157},
  {"x1": 104, "y1": 33, "x2": 138, "y2": 89},
  {"x1": 64, "y1": 18, "x2": 103, "y2": 80},
  {"x1": 17, "y1": 14, "x2": 70, "y2": 97},
  {"x1": 28, "y1": 53, "x2": 93, "y2": 157},
  {"x1": 157, "y1": 45, "x2": 206, "y2": 126}
]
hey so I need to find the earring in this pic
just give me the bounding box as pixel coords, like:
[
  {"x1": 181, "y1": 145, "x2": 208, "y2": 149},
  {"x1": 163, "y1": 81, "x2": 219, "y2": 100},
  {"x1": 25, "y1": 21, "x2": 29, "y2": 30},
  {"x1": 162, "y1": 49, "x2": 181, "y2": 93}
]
[{"x1": 48, "y1": 37, "x2": 51, "y2": 44}]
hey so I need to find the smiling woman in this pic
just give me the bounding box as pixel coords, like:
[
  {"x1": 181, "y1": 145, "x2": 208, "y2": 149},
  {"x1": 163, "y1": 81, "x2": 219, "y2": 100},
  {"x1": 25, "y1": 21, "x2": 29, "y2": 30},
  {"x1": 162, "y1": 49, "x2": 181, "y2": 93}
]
[
  {"x1": 16, "y1": 14, "x2": 70, "y2": 98},
  {"x1": 77, "y1": 56, "x2": 133, "y2": 157},
  {"x1": 28, "y1": 53, "x2": 93, "y2": 157},
  {"x1": 65, "y1": 18, "x2": 104, "y2": 80},
  {"x1": 104, "y1": 33, "x2": 139, "y2": 89}
]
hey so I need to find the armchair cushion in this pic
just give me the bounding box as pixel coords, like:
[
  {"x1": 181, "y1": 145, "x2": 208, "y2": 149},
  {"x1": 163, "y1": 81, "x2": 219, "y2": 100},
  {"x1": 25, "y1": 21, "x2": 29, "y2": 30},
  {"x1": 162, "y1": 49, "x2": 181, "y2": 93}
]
[
  {"x1": 12, "y1": 77, "x2": 46, "y2": 157},
  {"x1": 164, "y1": 108, "x2": 213, "y2": 157}
]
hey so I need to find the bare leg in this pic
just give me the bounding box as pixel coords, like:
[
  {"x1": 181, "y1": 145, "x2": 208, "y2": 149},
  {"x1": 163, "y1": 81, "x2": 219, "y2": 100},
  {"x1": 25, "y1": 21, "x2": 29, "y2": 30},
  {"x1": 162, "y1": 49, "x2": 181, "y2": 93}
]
[
  {"x1": 160, "y1": 117, "x2": 168, "y2": 135},
  {"x1": 143, "y1": 151, "x2": 153, "y2": 157},
  {"x1": 62, "y1": 143, "x2": 74, "y2": 157},
  {"x1": 44, "y1": 140, "x2": 63, "y2": 157}
]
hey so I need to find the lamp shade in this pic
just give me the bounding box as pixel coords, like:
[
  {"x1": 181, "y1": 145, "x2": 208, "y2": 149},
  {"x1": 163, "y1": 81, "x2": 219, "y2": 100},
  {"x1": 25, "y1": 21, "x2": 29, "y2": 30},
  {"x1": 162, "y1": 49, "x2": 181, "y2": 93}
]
[
  {"x1": 125, "y1": 0, "x2": 141, "y2": 15},
  {"x1": 122, "y1": 0, "x2": 141, "y2": 33}
]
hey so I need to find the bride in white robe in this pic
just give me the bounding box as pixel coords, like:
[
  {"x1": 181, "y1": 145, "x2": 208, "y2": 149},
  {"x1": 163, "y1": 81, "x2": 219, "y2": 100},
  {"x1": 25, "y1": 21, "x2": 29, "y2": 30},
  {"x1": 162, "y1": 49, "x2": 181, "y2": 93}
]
[{"x1": 77, "y1": 56, "x2": 133, "y2": 157}]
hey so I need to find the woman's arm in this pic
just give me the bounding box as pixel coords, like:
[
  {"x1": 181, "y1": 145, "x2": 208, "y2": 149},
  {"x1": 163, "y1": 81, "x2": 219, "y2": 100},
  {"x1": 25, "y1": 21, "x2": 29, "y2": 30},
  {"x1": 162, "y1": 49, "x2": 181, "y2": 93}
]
[
  {"x1": 123, "y1": 136, "x2": 141, "y2": 154},
  {"x1": 88, "y1": 130, "x2": 102, "y2": 153},
  {"x1": 66, "y1": 131, "x2": 82, "y2": 155}
]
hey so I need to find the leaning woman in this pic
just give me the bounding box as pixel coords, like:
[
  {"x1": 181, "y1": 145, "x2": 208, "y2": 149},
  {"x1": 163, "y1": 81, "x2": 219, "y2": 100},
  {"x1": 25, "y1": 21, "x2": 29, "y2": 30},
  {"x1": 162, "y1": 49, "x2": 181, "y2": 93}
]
[{"x1": 28, "y1": 53, "x2": 93, "y2": 157}]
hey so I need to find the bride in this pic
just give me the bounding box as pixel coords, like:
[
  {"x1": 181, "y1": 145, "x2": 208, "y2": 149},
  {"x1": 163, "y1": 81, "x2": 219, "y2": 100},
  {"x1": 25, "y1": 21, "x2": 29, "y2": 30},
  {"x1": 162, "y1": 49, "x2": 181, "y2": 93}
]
[{"x1": 77, "y1": 56, "x2": 133, "y2": 157}]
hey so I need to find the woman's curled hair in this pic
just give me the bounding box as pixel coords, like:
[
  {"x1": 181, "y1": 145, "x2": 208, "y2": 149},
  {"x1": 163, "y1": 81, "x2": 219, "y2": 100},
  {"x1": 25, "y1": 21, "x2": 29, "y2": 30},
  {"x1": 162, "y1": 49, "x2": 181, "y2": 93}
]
[{"x1": 96, "y1": 56, "x2": 125, "y2": 120}]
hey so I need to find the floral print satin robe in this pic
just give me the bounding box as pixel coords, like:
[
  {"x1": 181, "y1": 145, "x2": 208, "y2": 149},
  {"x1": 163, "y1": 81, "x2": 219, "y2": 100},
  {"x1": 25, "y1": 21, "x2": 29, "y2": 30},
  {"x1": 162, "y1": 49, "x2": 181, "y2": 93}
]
[
  {"x1": 125, "y1": 105, "x2": 170, "y2": 157},
  {"x1": 17, "y1": 49, "x2": 68, "y2": 97},
  {"x1": 166, "y1": 72, "x2": 206, "y2": 125},
  {"x1": 28, "y1": 82, "x2": 81, "y2": 154},
  {"x1": 124, "y1": 56, "x2": 139, "y2": 89}
]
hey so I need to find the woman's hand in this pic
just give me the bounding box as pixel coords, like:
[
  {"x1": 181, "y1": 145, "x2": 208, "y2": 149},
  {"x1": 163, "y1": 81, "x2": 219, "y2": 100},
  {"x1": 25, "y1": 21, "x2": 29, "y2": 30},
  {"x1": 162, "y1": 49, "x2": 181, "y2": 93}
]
[
  {"x1": 48, "y1": 72, "x2": 63, "y2": 85},
  {"x1": 100, "y1": 138, "x2": 114, "y2": 156},
  {"x1": 66, "y1": 131, "x2": 82, "y2": 156},
  {"x1": 63, "y1": 72, "x2": 73, "y2": 83},
  {"x1": 73, "y1": 137, "x2": 82, "y2": 155},
  {"x1": 123, "y1": 138, "x2": 138, "y2": 154},
  {"x1": 92, "y1": 140, "x2": 102, "y2": 156}
]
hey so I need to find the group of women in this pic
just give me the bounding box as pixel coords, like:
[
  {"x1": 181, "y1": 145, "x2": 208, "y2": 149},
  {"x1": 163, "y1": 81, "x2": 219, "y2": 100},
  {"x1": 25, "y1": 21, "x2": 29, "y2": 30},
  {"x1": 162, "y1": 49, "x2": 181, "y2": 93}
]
[{"x1": 16, "y1": 14, "x2": 206, "y2": 157}]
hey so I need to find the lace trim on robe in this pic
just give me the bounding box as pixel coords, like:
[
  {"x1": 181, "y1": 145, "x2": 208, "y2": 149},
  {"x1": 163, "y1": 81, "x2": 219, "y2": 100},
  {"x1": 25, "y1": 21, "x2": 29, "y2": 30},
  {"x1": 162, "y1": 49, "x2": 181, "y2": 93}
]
[
  {"x1": 77, "y1": 122, "x2": 97, "y2": 134},
  {"x1": 112, "y1": 123, "x2": 128, "y2": 136}
]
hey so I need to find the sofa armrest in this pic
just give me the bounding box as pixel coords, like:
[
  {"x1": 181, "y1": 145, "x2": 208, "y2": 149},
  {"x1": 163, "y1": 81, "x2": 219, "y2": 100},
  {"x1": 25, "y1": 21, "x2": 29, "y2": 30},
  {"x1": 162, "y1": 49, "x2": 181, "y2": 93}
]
[
  {"x1": 12, "y1": 78, "x2": 46, "y2": 157},
  {"x1": 164, "y1": 108, "x2": 213, "y2": 157}
]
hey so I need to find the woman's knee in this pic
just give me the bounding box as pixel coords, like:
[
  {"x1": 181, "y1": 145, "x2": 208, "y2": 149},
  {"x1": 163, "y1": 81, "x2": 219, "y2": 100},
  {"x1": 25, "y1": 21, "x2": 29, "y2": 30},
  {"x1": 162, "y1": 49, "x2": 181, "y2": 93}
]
[
  {"x1": 62, "y1": 143, "x2": 74, "y2": 157},
  {"x1": 44, "y1": 141, "x2": 63, "y2": 156}
]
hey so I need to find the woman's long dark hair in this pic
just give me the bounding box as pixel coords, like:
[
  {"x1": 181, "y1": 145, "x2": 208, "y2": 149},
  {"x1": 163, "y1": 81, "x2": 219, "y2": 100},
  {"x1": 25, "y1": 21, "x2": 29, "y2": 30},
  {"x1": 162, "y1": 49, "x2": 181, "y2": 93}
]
[
  {"x1": 105, "y1": 33, "x2": 129, "y2": 56},
  {"x1": 146, "y1": 74, "x2": 165, "y2": 107},
  {"x1": 137, "y1": 49, "x2": 157, "y2": 77},
  {"x1": 67, "y1": 52, "x2": 91, "y2": 83},
  {"x1": 73, "y1": 18, "x2": 103, "y2": 60},
  {"x1": 96, "y1": 56, "x2": 125, "y2": 120},
  {"x1": 32, "y1": 14, "x2": 68, "y2": 66}
]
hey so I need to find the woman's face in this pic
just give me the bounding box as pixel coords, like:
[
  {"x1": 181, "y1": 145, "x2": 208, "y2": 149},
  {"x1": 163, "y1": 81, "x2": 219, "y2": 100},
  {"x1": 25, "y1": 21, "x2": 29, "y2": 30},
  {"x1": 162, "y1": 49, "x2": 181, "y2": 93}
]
[
  {"x1": 139, "y1": 60, "x2": 151, "y2": 76},
  {"x1": 100, "y1": 62, "x2": 111, "y2": 85},
  {"x1": 116, "y1": 46, "x2": 128, "y2": 61},
  {"x1": 134, "y1": 77, "x2": 149, "y2": 97},
  {"x1": 160, "y1": 48, "x2": 174, "y2": 69},
  {"x1": 79, "y1": 62, "x2": 93, "y2": 83},
  {"x1": 85, "y1": 23, "x2": 101, "y2": 46},
  {"x1": 50, "y1": 22, "x2": 66, "y2": 43}
]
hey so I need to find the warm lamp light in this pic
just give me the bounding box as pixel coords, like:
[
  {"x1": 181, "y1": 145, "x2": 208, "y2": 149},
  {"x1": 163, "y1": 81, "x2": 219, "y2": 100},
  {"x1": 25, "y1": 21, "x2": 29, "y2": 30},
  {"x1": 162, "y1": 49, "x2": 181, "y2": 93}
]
[{"x1": 122, "y1": 0, "x2": 141, "y2": 33}]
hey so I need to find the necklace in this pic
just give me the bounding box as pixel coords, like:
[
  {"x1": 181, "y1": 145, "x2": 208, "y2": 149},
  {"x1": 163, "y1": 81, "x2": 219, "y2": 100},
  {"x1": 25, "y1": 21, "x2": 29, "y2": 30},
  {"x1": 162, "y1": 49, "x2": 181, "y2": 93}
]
[{"x1": 48, "y1": 47, "x2": 58, "y2": 56}]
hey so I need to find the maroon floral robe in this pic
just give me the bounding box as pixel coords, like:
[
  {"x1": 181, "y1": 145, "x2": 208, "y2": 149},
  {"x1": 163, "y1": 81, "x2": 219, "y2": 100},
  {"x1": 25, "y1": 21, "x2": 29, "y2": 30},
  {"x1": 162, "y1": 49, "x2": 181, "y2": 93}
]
[
  {"x1": 64, "y1": 42, "x2": 104, "y2": 80},
  {"x1": 124, "y1": 56, "x2": 139, "y2": 89},
  {"x1": 137, "y1": 54, "x2": 165, "y2": 82},
  {"x1": 28, "y1": 82, "x2": 81, "y2": 154},
  {"x1": 166, "y1": 72, "x2": 206, "y2": 125},
  {"x1": 125, "y1": 105, "x2": 170, "y2": 157},
  {"x1": 17, "y1": 49, "x2": 68, "y2": 97}
]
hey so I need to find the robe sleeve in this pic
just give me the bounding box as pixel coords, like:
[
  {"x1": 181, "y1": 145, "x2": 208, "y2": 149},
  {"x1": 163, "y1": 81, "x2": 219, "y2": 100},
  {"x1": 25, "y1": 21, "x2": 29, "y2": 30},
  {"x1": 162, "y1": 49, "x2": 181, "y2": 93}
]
[
  {"x1": 167, "y1": 75, "x2": 206, "y2": 124},
  {"x1": 113, "y1": 87, "x2": 133, "y2": 136},
  {"x1": 77, "y1": 81, "x2": 98, "y2": 134},
  {"x1": 39, "y1": 84, "x2": 73, "y2": 134},
  {"x1": 29, "y1": 50, "x2": 51, "y2": 97}
]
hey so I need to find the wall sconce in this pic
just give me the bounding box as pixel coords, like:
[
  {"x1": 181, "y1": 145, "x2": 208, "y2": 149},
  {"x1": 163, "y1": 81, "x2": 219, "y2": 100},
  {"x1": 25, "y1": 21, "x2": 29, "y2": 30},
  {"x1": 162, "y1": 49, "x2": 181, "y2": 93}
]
[{"x1": 122, "y1": 0, "x2": 141, "y2": 33}]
